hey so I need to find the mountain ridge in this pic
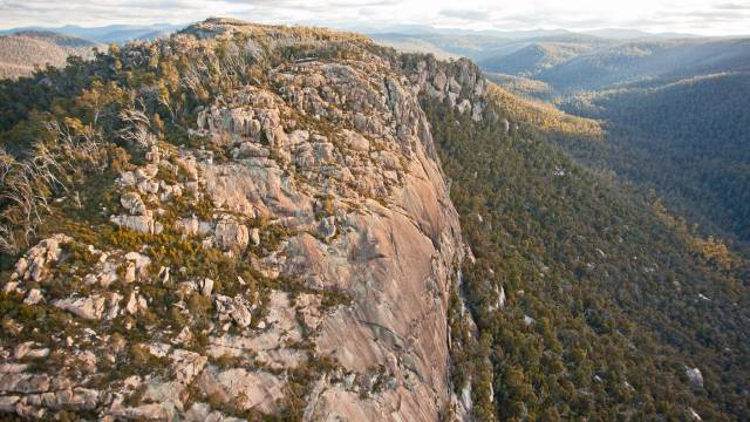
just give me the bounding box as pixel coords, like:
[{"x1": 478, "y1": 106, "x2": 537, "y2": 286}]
[
  {"x1": 0, "y1": 31, "x2": 100, "y2": 79},
  {"x1": 0, "y1": 23, "x2": 183, "y2": 44},
  {"x1": 0, "y1": 17, "x2": 480, "y2": 420}
]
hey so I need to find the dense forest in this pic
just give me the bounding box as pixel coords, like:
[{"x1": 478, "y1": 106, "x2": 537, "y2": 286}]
[
  {"x1": 473, "y1": 34, "x2": 750, "y2": 252},
  {"x1": 420, "y1": 79, "x2": 750, "y2": 420},
  {"x1": 556, "y1": 71, "x2": 750, "y2": 245}
]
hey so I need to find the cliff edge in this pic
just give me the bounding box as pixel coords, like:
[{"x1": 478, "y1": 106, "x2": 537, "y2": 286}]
[{"x1": 0, "y1": 18, "x2": 492, "y2": 421}]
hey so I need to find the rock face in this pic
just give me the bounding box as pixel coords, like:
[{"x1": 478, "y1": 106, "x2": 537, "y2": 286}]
[
  {"x1": 0, "y1": 18, "x2": 469, "y2": 421},
  {"x1": 405, "y1": 54, "x2": 491, "y2": 124}
]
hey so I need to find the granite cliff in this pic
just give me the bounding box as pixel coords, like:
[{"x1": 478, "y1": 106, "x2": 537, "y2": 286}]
[{"x1": 0, "y1": 18, "x2": 492, "y2": 421}]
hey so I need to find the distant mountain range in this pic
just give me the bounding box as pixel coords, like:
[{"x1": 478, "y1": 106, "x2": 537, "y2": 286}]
[
  {"x1": 0, "y1": 23, "x2": 185, "y2": 79},
  {"x1": 367, "y1": 26, "x2": 709, "y2": 62},
  {"x1": 363, "y1": 24, "x2": 699, "y2": 39},
  {"x1": 0, "y1": 31, "x2": 100, "y2": 79},
  {"x1": 0, "y1": 22, "x2": 714, "y2": 49},
  {"x1": 489, "y1": 38, "x2": 750, "y2": 92},
  {"x1": 580, "y1": 28, "x2": 700, "y2": 39},
  {"x1": 0, "y1": 23, "x2": 184, "y2": 44},
  {"x1": 369, "y1": 26, "x2": 749, "y2": 89}
]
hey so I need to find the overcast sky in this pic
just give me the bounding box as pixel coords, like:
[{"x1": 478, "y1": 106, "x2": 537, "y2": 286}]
[{"x1": 1, "y1": 0, "x2": 749, "y2": 35}]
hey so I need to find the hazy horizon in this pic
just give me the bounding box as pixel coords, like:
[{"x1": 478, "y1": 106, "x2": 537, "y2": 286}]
[{"x1": 0, "y1": 0, "x2": 748, "y2": 37}]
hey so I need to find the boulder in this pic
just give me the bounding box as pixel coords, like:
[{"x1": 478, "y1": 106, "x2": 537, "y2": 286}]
[
  {"x1": 13, "y1": 342, "x2": 36, "y2": 360},
  {"x1": 53, "y1": 295, "x2": 108, "y2": 320},
  {"x1": 174, "y1": 327, "x2": 193, "y2": 346},
  {"x1": 457, "y1": 99, "x2": 472, "y2": 114},
  {"x1": 184, "y1": 402, "x2": 245, "y2": 422},
  {"x1": 341, "y1": 129, "x2": 370, "y2": 152},
  {"x1": 125, "y1": 291, "x2": 148, "y2": 315},
  {"x1": 78, "y1": 351, "x2": 98, "y2": 374},
  {"x1": 121, "y1": 192, "x2": 147, "y2": 215},
  {"x1": 449, "y1": 76, "x2": 462, "y2": 94},
  {"x1": 234, "y1": 142, "x2": 270, "y2": 159},
  {"x1": 170, "y1": 350, "x2": 207, "y2": 384},
  {"x1": 176, "y1": 216, "x2": 212, "y2": 237},
  {"x1": 111, "y1": 211, "x2": 164, "y2": 235},
  {"x1": 108, "y1": 402, "x2": 172, "y2": 421},
  {"x1": 124, "y1": 252, "x2": 152, "y2": 282},
  {"x1": 433, "y1": 71, "x2": 447, "y2": 91},
  {"x1": 214, "y1": 218, "x2": 249, "y2": 251},
  {"x1": 249, "y1": 228, "x2": 261, "y2": 247},
  {"x1": 214, "y1": 295, "x2": 253, "y2": 328},
  {"x1": 288, "y1": 130, "x2": 310, "y2": 146},
  {"x1": 201, "y1": 278, "x2": 214, "y2": 297},
  {"x1": 0, "y1": 373, "x2": 51, "y2": 394},
  {"x1": 0, "y1": 396, "x2": 19, "y2": 412},
  {"x1": 23, "y1": 289, "x2": 44, "y2": 306},
  {"x1": 196, "y1": 367, "x2": 284, "y2": 414},
  {"x1": 686, "y1": 367, "x2": 704, "y2": 389},
  {"x1": 12, "y1": 234, "x2": 71, "y2": 282}
]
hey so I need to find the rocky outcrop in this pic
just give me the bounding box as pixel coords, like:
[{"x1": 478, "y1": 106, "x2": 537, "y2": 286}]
[
  {"x1": 8, "y1": 234, "x2": 72, "y2": 285},
  {"x1": 0, "y1": 18, "x2": 467, "y2": 421},
  {"x1": 405, "y1": 54, "x2": 491, "y2": 124},
  {"x1": 213, "y1": 217, "x2": 250, "y2": 251}
]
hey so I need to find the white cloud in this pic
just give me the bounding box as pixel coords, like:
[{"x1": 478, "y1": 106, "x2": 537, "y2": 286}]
[{"x1": 0, "y1": 0, "x2": 747, "y2": 35}]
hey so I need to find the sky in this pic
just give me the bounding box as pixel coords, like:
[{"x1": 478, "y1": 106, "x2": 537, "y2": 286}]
[{"x1": 0, "y1": 0, "x2": 749, "y2": 36}]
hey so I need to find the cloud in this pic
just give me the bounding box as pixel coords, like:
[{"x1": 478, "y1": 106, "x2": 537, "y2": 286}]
[
  {"x1": 0, "y1": 0, "x2": 748, "y2": 36},
  {"x1": 439, "y1": 9, "x2": 492, "y2": 22},
  {"x1": 714, "y1": 2, "x2": 750, "y2": 10},
  {"x1": 0, "y1": 0, "x2": 234, "y2": 27}
]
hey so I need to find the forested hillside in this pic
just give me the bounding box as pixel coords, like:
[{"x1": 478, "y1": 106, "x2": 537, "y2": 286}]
[
  {"x1": 557, "y1": 71, "x2": 750, "y2": 244},
  {"x1": 415, "y1": 64, "x2": 750, "y2": 419},
  {"x1": 471, "y1": 33, "x2": 750, "y2": 249},
  {"x1": 478, "y1": 42, "x2": 593, "y2": 78},
  {"x1": 0, "y1": 31, "x2": 99, "y2": 80},
  {"x1": 537, "y1": 38, "x2": 750, "y2": 92}
]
